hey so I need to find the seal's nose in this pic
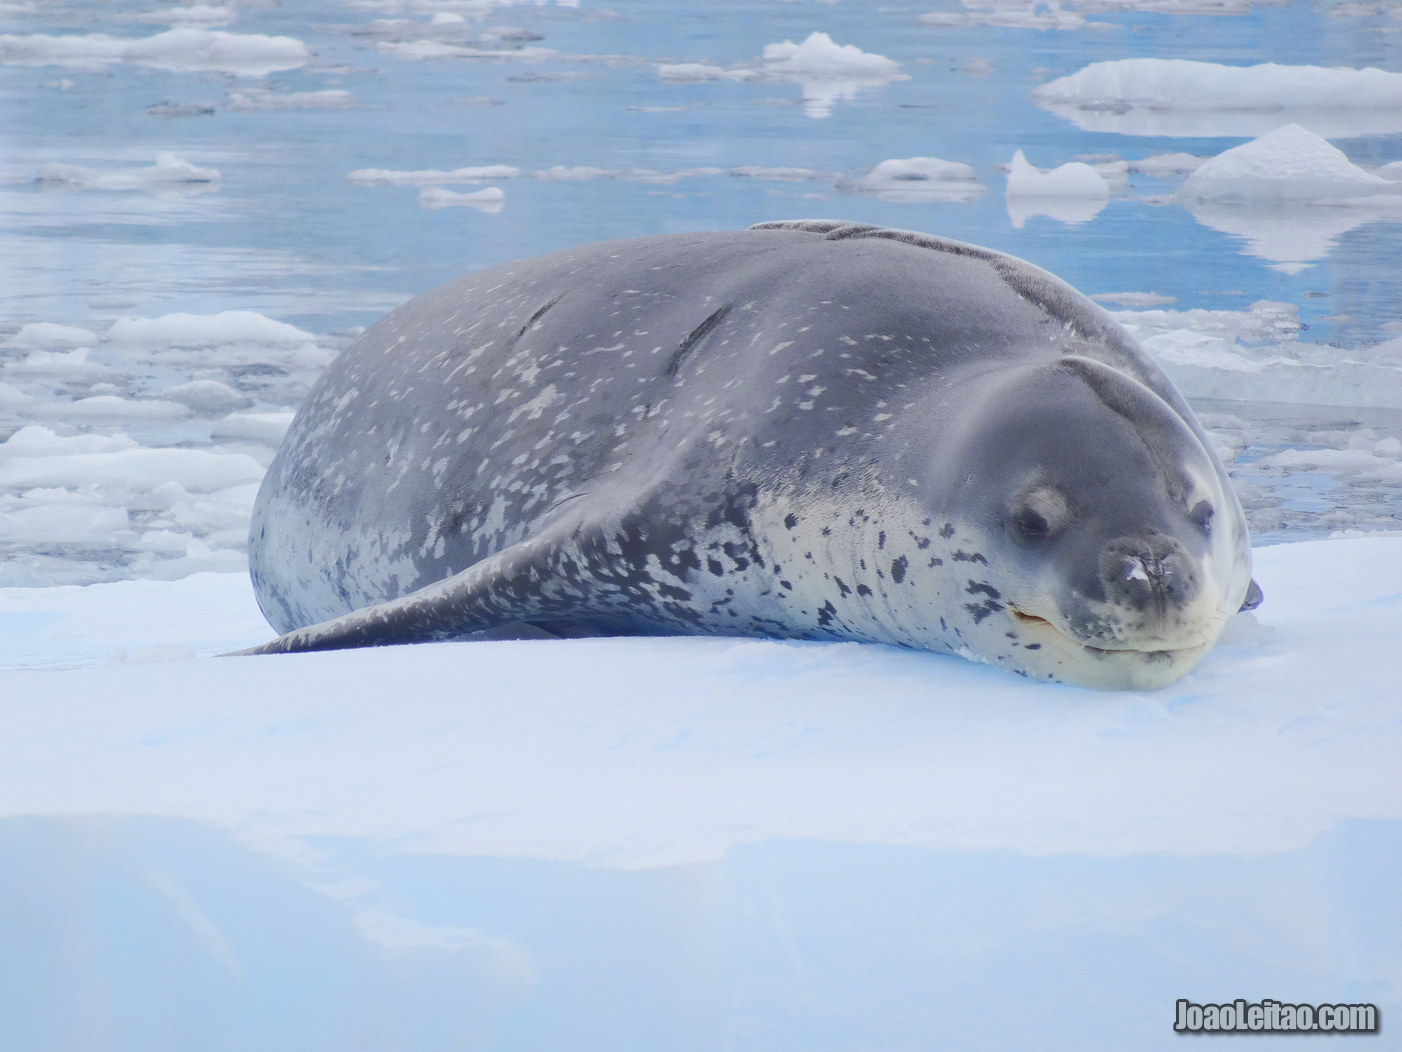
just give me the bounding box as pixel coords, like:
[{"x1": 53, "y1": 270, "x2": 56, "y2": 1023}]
[{"x1": 1099, "y1": 532, "x2": 1200, "y2": 612}]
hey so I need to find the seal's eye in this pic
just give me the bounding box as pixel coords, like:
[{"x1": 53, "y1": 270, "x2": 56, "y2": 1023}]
[
  {"x1": 1189, "y1": 500, "x2": 1214, "y2": 534},
  {"x1": 1013, "y1": 507, "x2": 1050, "y2": 542}
]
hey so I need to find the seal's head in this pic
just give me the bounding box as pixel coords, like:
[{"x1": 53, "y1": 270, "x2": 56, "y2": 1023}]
[{"x1": 920, "y1": 355, "x2": 1253, "y2": 690}]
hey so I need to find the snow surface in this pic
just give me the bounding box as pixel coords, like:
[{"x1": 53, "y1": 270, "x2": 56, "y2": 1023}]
[
  {"x1": 1, "y1": 537, "x2": 1399, "y2": 1048},
  {"x1": 1033, "y1": 58, "x2": 1402, "y2": 138}
]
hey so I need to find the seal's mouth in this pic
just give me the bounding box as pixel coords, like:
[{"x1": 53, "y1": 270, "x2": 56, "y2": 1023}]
[{"x1": 1008, "y1": 607, "x2": 1209, "y2": 659}]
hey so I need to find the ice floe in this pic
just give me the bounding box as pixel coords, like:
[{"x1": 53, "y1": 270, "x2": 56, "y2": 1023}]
[
  {"x1": 129, "y1": 4, "x2": 237, "y2": 27},
  {"x1": 417, "y1": 186, "x2": 506, "y2": 211},
  {"x1": 1033, "y1": 58, "x2": 1402, "y2": 138},
  {"x1": 657, "y1": 62, "x2": 757, "y2": 82},
  {"x1": 0, "y1": 308, "x2": 341, "y2": 585},
  {"x1": 852, "y1": 156, "x2": 985, "y2": 203},
  {"x1": 228, "y1": 89, "x2": 360, "y2": 110},
  {"x1": 1178, "y1": 124, "x2": 1399, "y2": 203},
  {"x1": 918, "y1": 1, "x2": 1093, "y2": 30},
  {"x1": 106, "y1": 311, "x2": 315, "y2": 349},
  {"x1": 1004, "y1": 149, "x2": 1109, "y2": 227},
  {"x1": 348, "y1": 164, "x2": 521, "y2": 186},
  {"x1": 7, "y1": 322, "x2": 99, "y2": 350},
  {"x1": 36, "y1": 153, "x2": 220, "y2": 193},
  {"x1": 1118, "y1": 304, "x2": 1402, "y2": 408},
  {"x1": 0, "y1": 28, "x2": 310, "y2": 77},
  {"x1": 761, "y1": 31, "x2": 906, "y2": 118},
  {"x1": 1172, "y1": 126, "x2": 1402, "y2": 272}
]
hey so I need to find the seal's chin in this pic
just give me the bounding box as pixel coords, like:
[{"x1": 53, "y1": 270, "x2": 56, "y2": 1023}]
[{"x1": 1007, "y1": 607, "x2": 1214, "y2": 689}]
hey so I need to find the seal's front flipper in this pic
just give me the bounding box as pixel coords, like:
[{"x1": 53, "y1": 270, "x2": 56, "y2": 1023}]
[
  {"x1": 1239, "y1": 578, "x2": 1263, "y2": 612},
  {"x1": 229, "y1": 522, "x2": 587, "y2": 656}
]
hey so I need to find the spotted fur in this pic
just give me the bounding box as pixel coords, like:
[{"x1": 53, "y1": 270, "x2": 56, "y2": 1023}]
[{"x1": 242, "y1": 222, "x2": 1256, "y2": 689}]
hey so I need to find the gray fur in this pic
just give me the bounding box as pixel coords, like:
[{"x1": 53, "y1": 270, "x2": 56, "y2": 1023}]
[{"x1": 241, "y1": 221, "x2": 1256, "y2": 689}]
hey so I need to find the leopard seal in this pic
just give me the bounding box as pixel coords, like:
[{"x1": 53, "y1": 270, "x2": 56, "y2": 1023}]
[{"x1": 241, "y1": 220, "x2": 1259, "y2": 689}]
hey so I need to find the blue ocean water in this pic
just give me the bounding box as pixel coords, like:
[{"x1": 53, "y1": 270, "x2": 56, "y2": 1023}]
[{"x1": 4, "y1": 0, "x2": 1400, "y2": 337}]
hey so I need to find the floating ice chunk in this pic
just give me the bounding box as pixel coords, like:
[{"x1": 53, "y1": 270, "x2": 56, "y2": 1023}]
[
  {"x1": 6, "y1": 322, "x2": 99, "y2": 349},
  {"x1": 533, "y1": 165, "x2": 621, "y2": 181},
  {"x1": 0, "y1": 503, "x2": 133, "y2": 546},
  {"x1": 146, "y1": 102, "x2": 218, "y2": 119},
  {"x1": 38, "y1": 395, "x2": 192, "y2": 422},
  {"x1": 1006, "y1": 150, "x2": 1110, "y2": 197},
  {"x1": 130, "y1": 5, "x2": 235, "y2": 27},
  {"x1": 1128, "y1": 152, "x2": 1207, "y2": 178},
  {"x1": 728, "y1": 166, "x2": 826, "y2": 181},
  {"x1": 1118, "y1": 306, "x2": 1402, "y2": 408},
  {"x1": 0, "y1": 426, "x2": 139, "y2": 458},
  {"x1": 37, "y1": 153, "x2": 220, "y2": 192},
  {"x1": 379, "y1": 40, "x2": 556, "y2": 61},
  {"x1": 1178, "y1": 125, "x2": 1397, "y2": 203},
  {"x1": 159, "y1": 380, "x2": 250, "y2": 415},
  {"x1": 760, "y1": 31, "x2": 905, "y2": 118},
  {"x1": 0, "y1": 381, "x2": 35, "y2": 409},
  {"x1": 657, "y1": 62, "x2": 756, "y2": 82},
  {"x1": 418, "y1": 186, "x2": 505, "y2": 212},
  {"x1": 1032, "y1": 59, "x2": 1402, "y2": 138},
  {"x1": 213, "y1": 410, "x2": 294, "y2": 445},
  {"x1": 1260, "y1": 448, "x2": 1397, "y2": 473},
  {"x1": 5, "y1": 347, "x2": 118, "y2": 381},
  {"x1": 918, "y1": 3, "x2": 1089, "y2": 30},
  {"x1": 1091, "y1": 291, "x2": 1177, "y2": 307},
  {"x1": 1004, "y1": 150, "x2": 1108, "y2": 227},
  {"x1": 229, "y1": 88, "x2": 359, "y2": 110},
  {"x1": 0, "y1": 28, "x2": 310, "y2": 76},
  {"x1": 762, "y1": 32, "x2": 901, "y2": 79},
  {"x1": 106, "y1": 311, "x2": 314, "y2": 348},
  {"x1": 855, "y1": 156, "x2": 985, "y2": 203},
  {"x1": 0, "y1": 446, "x2": 265, "y2": 491},
  {"x1": 348, "y1": 165, "x2": 519, "y2": 186}
]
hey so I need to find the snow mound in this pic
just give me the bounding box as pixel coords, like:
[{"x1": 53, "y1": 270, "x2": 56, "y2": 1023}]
[
  {"x1": 1178, "y1": 124, "x2": 1397, "y2": 203},
  {"x1": 106, "y1": 311, "x2": 315, "y2": 348},
  {"x1": 418, "y1": 186, "x2": 505, "y2": 212},
  {"x1": 0, "y1": 28, "x2": 310, "y2": 76},
  {"x1": 855, "y1": 156, "x2": 985, "y2": 203},
  {"x1": 37, "y1": 153, "x2": 220, "y2": 192},
  {"x1": 1034, "y1": 58, "x2": 1402, "y2": 138}
]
